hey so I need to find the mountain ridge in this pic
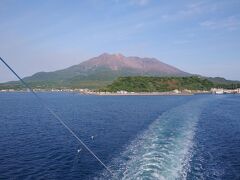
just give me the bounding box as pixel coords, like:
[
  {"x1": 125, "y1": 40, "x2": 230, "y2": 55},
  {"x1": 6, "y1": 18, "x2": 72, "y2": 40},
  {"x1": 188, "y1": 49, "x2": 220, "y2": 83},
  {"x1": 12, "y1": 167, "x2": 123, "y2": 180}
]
[
  {"x1": 1, "y1": 53, "x2": 238, "y2": 89},
  {"x1": 16, "y1": 53, "x2": 190, "y2": 88}
]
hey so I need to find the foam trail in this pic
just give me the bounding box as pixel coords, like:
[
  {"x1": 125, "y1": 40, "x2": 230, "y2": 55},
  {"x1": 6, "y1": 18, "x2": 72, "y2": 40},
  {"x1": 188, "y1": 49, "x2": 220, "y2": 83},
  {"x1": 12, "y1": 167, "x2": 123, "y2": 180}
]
[{"x1": 99, "y1": 98, "x2": 208, "y2": 180}]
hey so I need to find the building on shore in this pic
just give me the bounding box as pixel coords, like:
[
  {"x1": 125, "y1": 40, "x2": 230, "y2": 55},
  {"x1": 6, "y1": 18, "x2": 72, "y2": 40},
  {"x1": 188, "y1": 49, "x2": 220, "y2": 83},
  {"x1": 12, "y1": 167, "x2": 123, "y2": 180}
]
[
  {"x1": 237, "y1": 88, "x2": 240, "y2": 94},
  {"x1": 211, "y1": 88, "x2": 240, "y2": 94},
  {"x1": 116, "y1": 90, "x2": 128, "y2": 94},
  {"x1": 172, "y1": 89, "x2": 181, "y2": 94}
]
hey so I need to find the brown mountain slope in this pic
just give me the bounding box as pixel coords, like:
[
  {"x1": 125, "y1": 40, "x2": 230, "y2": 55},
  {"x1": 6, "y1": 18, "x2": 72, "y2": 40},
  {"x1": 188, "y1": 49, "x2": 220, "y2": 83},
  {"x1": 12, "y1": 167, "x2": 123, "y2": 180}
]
[{"x1": 68, "y1": 53, "x2": 189, "y2": 76}]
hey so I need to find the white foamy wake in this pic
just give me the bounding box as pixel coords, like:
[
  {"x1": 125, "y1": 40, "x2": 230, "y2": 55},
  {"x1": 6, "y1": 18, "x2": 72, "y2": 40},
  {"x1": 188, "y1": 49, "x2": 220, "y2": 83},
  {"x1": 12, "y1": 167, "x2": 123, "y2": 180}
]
[{"x1": 98, "y1": 98, "x2": 208, "y2": 180}]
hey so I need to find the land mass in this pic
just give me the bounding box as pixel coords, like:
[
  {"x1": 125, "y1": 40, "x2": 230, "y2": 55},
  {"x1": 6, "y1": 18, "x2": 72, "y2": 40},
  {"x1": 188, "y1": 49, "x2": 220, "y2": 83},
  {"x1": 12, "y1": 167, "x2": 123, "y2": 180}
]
[
  {"x1": 101, "y1": 76, "x2": 240, "y2": 92},
  {"x1": 0, "y1": 53, "x2": 239, "y2": 91},
  {"x1": 0, "y1": 53, "x2": 189, "y2": 90}
]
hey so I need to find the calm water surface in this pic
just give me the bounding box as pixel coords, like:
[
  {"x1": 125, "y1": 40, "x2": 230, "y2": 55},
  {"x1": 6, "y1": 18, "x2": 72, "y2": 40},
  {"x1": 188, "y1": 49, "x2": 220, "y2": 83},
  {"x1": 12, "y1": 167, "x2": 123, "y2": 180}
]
[{"x1": 0, "y1": 93, "x2": 239, "y2": 179}]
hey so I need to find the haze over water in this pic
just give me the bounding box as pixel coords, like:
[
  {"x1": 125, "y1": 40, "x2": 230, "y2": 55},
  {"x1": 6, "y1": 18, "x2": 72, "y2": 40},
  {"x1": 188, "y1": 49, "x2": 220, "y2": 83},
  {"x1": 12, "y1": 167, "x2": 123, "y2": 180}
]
[{"x1": 0, "y1": 93, "x2": 239, "y2": 179}]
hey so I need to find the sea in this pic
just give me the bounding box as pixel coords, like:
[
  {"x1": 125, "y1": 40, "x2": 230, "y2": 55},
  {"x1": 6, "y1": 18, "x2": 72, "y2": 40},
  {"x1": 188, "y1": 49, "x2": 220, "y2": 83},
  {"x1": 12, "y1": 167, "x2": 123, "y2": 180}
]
[{"x1": 0, "y1": 92, "x2": 239, "y2": 180}]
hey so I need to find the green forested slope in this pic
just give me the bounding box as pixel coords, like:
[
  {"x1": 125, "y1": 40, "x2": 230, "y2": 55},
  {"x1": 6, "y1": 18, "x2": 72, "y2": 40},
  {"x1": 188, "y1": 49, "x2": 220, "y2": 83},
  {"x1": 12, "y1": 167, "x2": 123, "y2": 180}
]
[{"x1": 102, "y1": 76, "x2": 215, "y2": 92}]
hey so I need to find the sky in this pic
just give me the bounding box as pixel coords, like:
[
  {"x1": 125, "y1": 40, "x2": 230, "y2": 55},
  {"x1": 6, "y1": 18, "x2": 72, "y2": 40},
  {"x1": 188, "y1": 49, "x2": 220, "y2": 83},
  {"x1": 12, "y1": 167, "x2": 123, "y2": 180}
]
[{"x1": 0, "y1": 0, "x2": 240, "y2": 82}]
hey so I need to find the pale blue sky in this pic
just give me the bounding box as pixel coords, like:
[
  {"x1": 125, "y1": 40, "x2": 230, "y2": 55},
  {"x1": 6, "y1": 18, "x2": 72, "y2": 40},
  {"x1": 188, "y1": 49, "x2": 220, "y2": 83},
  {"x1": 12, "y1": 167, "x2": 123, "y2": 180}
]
[{"x1": 0, "y1": 0, "x2": 240, "y2": 82}]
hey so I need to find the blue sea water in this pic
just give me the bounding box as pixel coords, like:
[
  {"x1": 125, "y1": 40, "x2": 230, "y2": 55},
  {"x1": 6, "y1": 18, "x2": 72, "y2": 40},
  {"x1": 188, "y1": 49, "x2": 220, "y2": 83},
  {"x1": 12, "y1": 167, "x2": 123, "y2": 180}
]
[{"x1": 0, "y1": 93, "x2": 239, "y2": 179}]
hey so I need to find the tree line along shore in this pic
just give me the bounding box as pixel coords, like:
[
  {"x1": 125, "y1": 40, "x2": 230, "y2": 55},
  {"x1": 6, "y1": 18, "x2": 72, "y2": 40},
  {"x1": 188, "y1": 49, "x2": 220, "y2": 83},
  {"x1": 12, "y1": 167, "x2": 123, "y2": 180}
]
[{"x1": 1, "y1": 76, "x2": 240, "y2": 95}]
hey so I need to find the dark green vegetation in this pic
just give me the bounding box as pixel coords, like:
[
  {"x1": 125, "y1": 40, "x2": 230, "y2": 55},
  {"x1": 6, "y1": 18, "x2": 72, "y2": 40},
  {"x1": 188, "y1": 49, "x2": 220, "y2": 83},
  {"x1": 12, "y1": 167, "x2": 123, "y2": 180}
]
[
  {"x1": 206, "y1": 77, "x2": 240, "y2": 89},
  {"x1": 101, "y1": 76, "x2": 213, "y2": 92},
  {"x1": 1, "y1": 75, "x2": 239, "y2": 91},
  {"x1": 101, "y1": 76, "x2": 240, "y2": 92}
]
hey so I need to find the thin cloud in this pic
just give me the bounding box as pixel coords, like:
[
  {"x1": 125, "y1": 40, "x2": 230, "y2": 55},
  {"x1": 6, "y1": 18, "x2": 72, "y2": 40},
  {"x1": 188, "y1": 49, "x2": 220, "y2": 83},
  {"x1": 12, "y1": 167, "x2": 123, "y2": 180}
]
[
  {"x1": 113, "y1": 0, "x2": 150, "y2": 6},
  {"x1": 130, "y1": 0, "x2": 150, "y2": 6},
  {"x1": 173, "y1": 40, "x2": 191, "y2": 45},
  {"x1": 200, "y1": 16, "x2": 240, "y2": 30},
  {"x1": 160, "y1": 2, "x2": 216, "y2": 22}
]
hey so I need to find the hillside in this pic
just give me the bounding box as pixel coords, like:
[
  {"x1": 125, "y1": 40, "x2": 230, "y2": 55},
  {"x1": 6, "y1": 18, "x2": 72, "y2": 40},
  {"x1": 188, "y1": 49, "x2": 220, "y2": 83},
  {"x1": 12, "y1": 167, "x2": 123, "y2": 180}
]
[
  {"x1": 1, "y1": 53, "x2": 190, "y2": 89},
  {"x1": 206, "y1": 77, "x2": 240, "y2": 84},
  {"x1": 102, "y1": 76, "x2": 215, "y2": 92}
]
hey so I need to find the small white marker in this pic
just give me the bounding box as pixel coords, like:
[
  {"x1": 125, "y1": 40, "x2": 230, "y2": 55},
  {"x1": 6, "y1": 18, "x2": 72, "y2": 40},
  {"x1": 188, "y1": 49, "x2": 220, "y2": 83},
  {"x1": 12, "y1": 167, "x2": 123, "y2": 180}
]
[{"x1": 77, "y1": 149, "x2": 82, "y2": 153}]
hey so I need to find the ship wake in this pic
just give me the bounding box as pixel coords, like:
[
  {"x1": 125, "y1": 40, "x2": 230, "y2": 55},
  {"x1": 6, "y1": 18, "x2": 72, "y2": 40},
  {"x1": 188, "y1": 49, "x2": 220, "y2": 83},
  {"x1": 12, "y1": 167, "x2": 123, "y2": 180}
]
[{"x1": 99, "y1": 98, "x2": 209, "y2": 180}]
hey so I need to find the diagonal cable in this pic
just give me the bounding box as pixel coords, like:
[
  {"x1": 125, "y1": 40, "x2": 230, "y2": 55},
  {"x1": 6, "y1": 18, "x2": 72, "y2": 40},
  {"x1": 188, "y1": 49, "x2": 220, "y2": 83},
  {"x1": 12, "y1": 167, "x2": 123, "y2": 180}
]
[{"x1": 0, "y1": 57, "x2": 114, "y2": 177}]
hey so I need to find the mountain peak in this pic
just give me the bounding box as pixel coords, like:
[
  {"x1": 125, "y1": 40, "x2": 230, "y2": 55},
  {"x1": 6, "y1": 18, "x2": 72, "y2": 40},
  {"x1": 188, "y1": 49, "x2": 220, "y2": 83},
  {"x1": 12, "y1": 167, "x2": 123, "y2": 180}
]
[
  {"x1": 98, "y1": 53, "x2": 125, "y2": 59},
  {"x1": 113, "y1": 53, "x2": 124, "y2": 58},
  {"x1": 78, "y1": 53, "x2": 189, "y2": 75}
]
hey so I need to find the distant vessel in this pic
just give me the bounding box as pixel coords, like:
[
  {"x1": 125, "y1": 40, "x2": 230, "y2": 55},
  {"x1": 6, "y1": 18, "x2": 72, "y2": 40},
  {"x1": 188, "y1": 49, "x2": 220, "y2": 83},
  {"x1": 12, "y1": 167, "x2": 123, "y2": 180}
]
[
  {"x1": 211, "y1": 88, "x2": 224, "y2": 94},
  {"x1": 215, "y1": 89, "x2": 224, "y2": 94}
]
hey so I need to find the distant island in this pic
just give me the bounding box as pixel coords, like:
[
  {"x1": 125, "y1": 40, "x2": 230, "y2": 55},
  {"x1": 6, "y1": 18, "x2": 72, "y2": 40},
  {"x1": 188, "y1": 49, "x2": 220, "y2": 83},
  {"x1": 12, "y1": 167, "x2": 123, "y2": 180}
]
[{"x1": 0, "y1": 53, "x2": 240, "y2": 93}]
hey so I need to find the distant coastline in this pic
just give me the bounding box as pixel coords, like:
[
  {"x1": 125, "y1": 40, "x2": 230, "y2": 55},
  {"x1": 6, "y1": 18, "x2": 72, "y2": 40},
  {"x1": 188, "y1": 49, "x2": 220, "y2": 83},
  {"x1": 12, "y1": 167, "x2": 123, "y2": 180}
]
[
  {"x1": 0, "y1": 88, "x2": 193, "y2": 95},
  {"x1": 1, "y1": 75, "x2": 240, "y2": 96},
  {"x1": 1, "y1": 88, "x2": 239, "y2": 96}
]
